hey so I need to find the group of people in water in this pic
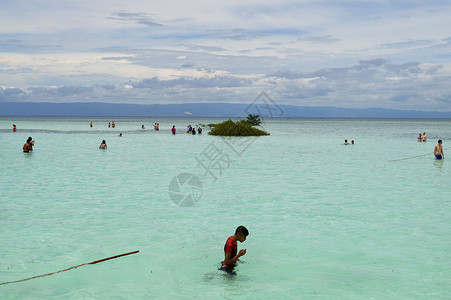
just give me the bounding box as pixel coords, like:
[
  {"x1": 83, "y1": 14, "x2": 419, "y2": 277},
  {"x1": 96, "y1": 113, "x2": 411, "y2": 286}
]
[
  {"x1": 87, "y1": 121, "x2": 206, "y2": 135},
  {"x1": 90, "y1": 121, "x2": 117, "y2": 128},
  {"x1": 96, "y1": 123, "x2": 203, "y2": 149},
  {"x1": 417, "y1": 132, "x2": 427, "y2": 142},
  {"x1": 16, "y1": 123, "x2": 445, "y2": 161},
  {"x1": 413, "y1": 132, "x2": 443, "y2": 159},
  {"x1": 186, "y1": 124, "x2": 202, "y2": 135},
  {"x1": 142, "y1": 123, "x2": 160, "y2": 130}
]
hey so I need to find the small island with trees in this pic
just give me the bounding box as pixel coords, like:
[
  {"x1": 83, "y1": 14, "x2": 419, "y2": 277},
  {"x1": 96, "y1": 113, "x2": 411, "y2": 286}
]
[{"x1": 208, "y1": 114, "x2": 270, "y2": 136}]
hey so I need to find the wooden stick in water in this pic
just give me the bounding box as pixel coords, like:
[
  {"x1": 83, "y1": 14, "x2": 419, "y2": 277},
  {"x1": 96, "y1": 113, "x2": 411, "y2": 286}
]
[
  {"x1": 0, "y1": 250, "x2": 139, "y2": 286},
  {"x1": 89, "y1": 250, "x2": 139, "y2": 264}
]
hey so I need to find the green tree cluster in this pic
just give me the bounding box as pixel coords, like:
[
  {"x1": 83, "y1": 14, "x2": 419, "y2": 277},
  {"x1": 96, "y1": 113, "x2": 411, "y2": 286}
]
[
  {"x1": 240, "y1": 114, "x2": 262, "y2": 126},
  {"x1": 208, "y1": 119, "x2": 269, "y2": 136}
]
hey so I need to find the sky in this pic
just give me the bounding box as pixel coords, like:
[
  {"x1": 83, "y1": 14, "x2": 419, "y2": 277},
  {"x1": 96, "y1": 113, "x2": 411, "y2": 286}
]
[{"x1": 1, "y1": 0, "x2": 451, "y2": 111}]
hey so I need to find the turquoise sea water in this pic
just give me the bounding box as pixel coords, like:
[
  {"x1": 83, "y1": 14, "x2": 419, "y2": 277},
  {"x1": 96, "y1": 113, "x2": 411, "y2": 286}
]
[{"x1": 0, "y1": 117, "x2": 450, "y2": 299}]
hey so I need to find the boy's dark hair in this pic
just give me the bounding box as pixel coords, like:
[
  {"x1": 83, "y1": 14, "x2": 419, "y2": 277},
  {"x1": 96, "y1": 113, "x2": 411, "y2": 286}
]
[{"x1": 235, "y1": 226, "x2": 249, "y2": 237}]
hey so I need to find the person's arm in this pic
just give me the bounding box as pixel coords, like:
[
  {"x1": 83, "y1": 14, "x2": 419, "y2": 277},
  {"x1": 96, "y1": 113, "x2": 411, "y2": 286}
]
[{"x1": 223, "y1": 249, "x2": 246, "y2": 266}]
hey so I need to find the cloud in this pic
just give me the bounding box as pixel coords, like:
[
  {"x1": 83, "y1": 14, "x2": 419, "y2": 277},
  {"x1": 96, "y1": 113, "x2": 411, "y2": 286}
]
[
  {"x1": 180, "y1": 63, "x2": 195, "y2": 68},
  {"x1": 267, "y1": 59, "x2": 451, "y2": 110},
  {"x1": 101, "y1": 56, "x2": 135, "y2": 61},
  {"x1": 298, "y1": 35, "x2": 339, "y2": 44},
  {"x1": 177, "y1": 44, "x2": 226, "y2": 52},
  {"x1": 382, "y1": 39, "x2": 436, "y2": 49},
  {"x1": 1, "y1": 57, "x2": 449, "y2": 111},
  {"x1": 434, "y1": 95, "x2": 451, "y2": 104},
  {"x1": 1, "y1": 1, "x2": 451, "y2": 112},
  {"x1": 0, "y1": 87, "x2": 26, "y2": 101},
  {"x1": 107, "y1": 11, "x2": 163, "y2": 27},
  {"x1": 128, "y1": 75, "x2": 253, "y2": 89},
  {"x1": 0, "y1": 39, "x2": 21, "y2": 46}
]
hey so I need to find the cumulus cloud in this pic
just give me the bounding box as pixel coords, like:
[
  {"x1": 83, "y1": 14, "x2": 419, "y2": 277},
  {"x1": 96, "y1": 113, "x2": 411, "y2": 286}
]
[
  {"x1": 1, "y1": 57, "x2": 450, "y2": 111},
  {"x1": 267, "y1": 59, "x2": 451, "y2": 110},
  {"x1": 1, "y1": 1, "x2": 451, "y2": 111},
  {"x1": 0, "y1": 88, "x2": 27, "y2": 101}
]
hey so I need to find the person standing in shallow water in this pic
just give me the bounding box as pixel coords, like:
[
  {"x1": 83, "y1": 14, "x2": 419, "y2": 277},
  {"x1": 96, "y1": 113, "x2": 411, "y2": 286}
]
[
  {"x1": 99, "y1": 140, "x2": 107, "y2": 149},
  {"x1": 219, "y1": 226, "x2": 249, "y2": 274},
  {"x1": 171, "y1": 125, "x2": 176, "y2": 135},
  {"x1": 23, "y1": 137, "x2": 34, "y2": 152},
  {"x1": 434, "y1": 140, "x2": 444, "y2": 160}
]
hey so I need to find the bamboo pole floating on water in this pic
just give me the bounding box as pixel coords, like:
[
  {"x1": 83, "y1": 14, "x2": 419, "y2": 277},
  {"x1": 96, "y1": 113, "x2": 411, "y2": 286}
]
[
  {"x1": 389, "y1": 146, "x2": 450, "y2": 162},
  {"x1": 0, "y1": 250, "x2": 139, "y2": 286}
]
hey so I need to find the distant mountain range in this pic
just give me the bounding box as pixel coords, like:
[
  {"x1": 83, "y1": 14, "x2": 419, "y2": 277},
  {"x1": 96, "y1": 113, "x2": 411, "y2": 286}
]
[{"x1": 1, "y1": 102, "x2": 450, "y2": 118}]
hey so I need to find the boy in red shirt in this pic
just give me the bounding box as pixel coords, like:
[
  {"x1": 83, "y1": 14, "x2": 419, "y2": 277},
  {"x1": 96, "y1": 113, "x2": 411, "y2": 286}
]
[{"x1": 220, "y1": 226, "x2": 249, "y2": 274}]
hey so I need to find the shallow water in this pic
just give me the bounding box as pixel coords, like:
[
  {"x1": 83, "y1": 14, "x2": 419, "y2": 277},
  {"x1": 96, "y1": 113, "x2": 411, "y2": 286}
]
[{"x1": 1, "y1": 117, "x2": 450, "y2": 299}]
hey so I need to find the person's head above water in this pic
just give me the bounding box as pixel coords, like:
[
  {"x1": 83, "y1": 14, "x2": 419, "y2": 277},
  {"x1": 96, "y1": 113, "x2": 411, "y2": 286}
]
[{"x1": 235, "y1": 226, "x2": 249, "y2": 242}]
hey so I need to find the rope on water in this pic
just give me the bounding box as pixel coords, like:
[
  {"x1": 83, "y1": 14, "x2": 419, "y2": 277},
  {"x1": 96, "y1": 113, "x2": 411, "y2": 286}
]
[
  {"x1": 389, "y1": 146, "x2": 450, "y2": 162},
  {"x1": 0, "y1": 250, "x2": 139, "y2": 286}
]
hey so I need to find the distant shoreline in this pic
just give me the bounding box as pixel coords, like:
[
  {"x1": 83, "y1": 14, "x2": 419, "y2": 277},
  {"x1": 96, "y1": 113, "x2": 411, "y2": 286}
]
[
  {"x1": 1, "y1": 102, "x2": 451, "y2": 118},
  {"x1": 1, "y1": 116, "x2": 451, "y2": 121}
]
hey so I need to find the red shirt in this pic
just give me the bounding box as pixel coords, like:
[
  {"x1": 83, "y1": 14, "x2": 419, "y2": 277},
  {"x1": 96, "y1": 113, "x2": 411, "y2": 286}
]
[{"x1": 221, "y1": 236, "x2": 237, "y2": 268}]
